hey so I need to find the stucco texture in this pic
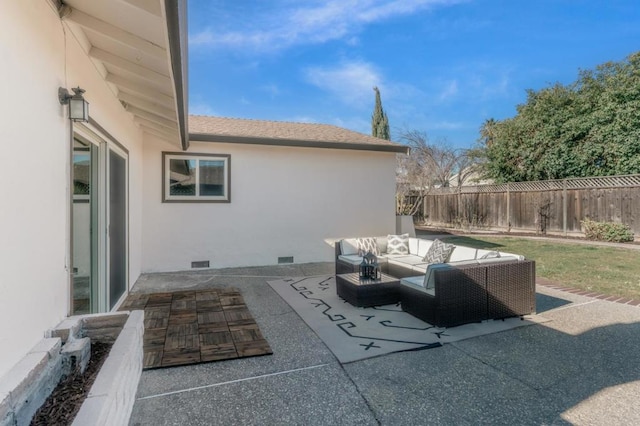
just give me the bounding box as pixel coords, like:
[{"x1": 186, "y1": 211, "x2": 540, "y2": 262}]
[{"x1": 142, "y1": 140, "x2": 397, "y2": 272}]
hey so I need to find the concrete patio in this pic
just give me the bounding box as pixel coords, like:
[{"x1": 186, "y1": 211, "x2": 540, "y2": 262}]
[{"x1": 128, "y1": 262, "x2": 640, "y2": 425}]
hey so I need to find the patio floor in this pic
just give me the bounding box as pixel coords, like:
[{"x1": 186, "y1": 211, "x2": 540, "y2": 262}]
[{"x1": 128, "y1": 262, "x2": 640, "y2": 425}]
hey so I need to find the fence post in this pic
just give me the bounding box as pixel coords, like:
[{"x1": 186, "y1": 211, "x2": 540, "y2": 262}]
[
  {"x1": 563, "y1": 179, "x2": 567, "y2": 236},
  {"x1": 423, "y1": 195, "x2": 427, "y2": 221},
  {"x1": 506, "y1": 183, "x2": 511, "y2": 232}
]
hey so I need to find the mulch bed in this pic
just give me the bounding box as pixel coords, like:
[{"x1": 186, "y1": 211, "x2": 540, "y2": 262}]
[
  {"x1": 119, "y1": 288, "x2": 273, "y2": 369},
  {"x1": 31, "y1": 341, "x2": 112, "y2": 426}
]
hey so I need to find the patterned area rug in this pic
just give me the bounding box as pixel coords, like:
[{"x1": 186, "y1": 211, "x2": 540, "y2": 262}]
[
  {"x1": 119, "y1": 289, "x2": 272, "y2": 369},
  {"x1": 268, "y1": 276, "x2": 547, "y2": 363}
]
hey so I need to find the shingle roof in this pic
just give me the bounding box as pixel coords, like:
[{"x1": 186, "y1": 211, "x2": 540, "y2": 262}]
[{"x1": 188, "y1": 115, "x2": 408, "y2": 153}]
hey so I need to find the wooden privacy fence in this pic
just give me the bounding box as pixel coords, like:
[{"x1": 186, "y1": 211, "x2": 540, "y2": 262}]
[{"x1": 421, "y1": 174, "x2": 640, "y2": 236}]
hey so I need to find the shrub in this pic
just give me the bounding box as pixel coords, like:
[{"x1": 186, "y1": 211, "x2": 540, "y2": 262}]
[{"x1": 581, "y1": 219, "x2": 635, "y2": 243}]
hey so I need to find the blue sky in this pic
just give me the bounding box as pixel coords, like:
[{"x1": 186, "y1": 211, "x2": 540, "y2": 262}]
[{"x1": 187, "y1": 0, "x2": 640, "y2": 149}]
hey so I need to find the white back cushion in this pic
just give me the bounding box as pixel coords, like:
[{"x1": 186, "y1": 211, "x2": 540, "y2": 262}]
[
  {"x1": 423, "y1": 263, "x2": 453, "y2": 289},
  {"x1": 498, "y1": 251, "x2": 525, "y2": 261},
  {"x1": 447, "y1": 246, "x2": 478, "y2": 262},
  {"x1": 418, "y1": 239, "x2": 433, "y2": 257},
  {"x1": 476, "y1": 256, "x2": 519, "y2": 265},
  {"x1": 408, "y1": 238, "x2": 420, "y2": 255},
  {"x1": 340, "y1": 238, "x2": 359, "y2": 255},
  {"x1": 375, "y1": 236, "x2": 389, "y2": 254},
  {"x1": 476, "y1": 250, "x2": 500, "y2": 259}
]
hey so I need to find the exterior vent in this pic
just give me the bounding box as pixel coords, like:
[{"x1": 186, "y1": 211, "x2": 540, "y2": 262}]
[
  {"x1": 191, "y1": 261, "x2": 210, "y2": 268},
  {"x1": 278, "y1": 256, "x2": 294, "y2": 264}
]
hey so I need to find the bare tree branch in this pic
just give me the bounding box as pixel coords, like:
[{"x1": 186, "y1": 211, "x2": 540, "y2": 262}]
[{"x1": 396, "y1": 130, "x2": 473, "y2": 216}]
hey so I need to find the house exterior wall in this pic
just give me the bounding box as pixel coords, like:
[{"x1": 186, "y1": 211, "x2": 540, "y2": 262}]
[
  {"x1": 0, "y1": 1, "x2": 145, "y2": 378},
  {"x1": 142, "y1": 139, "x2": 397, "y2": 272}
]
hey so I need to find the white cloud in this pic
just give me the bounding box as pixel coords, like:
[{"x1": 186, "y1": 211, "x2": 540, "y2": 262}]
[
  {"x1": 304, "y1": 61, "x2": 383, "y2": 107},
  {"x1": 283, "y1": 116, "x2": 318, "y2": 123},
  {"x1": 260, "y1": 84, "x2": 281, "y2": 97},
  {"x1": 438, "y1": 80, "x2": 459, "y2": 101},
  {"x1": 190, "y1": 0, "x2": 466, "y2": 52},
  {"x1": 189, "y1": 102, "x2": 218, "y2": 116},
  {"x1": 424, "y1": 61, "x2": 515, "y2": 107},
  {"x1": 331, "y1": 116, "x2": 371, "y2": 135},
  {"x1": 428, "y1": 120, "x2": 465, "y2": 130},
  {"x1": 461, "y1": 64, "x2": 514, "y2": 101}
]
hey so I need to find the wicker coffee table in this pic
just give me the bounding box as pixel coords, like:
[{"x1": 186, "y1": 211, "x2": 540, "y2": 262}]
[{"x1": 336, "y1": 273, "x2": 401, "y2": 307}]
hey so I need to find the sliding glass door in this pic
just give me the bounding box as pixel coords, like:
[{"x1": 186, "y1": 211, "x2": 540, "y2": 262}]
[{"x1": 71, "y1": 130, "x2": 128, "y2": 314}]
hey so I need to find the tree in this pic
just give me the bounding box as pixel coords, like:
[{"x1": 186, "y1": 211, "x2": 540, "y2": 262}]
[
  {"x1": 395, "y1": 130, "x2": 471, "y2": 216},
  {"x1": 478, "y1": 51, "x2": 640, "y2": 182},
  {"x1": 371, "y1": 86, "x2": 390, "y2": 140}
]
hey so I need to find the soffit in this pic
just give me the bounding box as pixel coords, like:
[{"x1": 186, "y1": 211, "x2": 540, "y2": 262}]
[{"x1": 60, "y1": 0, "x2": 187, "y2": 149}]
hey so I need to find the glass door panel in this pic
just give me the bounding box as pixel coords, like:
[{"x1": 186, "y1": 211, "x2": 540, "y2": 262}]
[
  {"x1": 108, "y1": 148, "x2": 127, "y2": 309},
  {"x1": 72, "y1": 139, "x2": 97, "y2": 314}
]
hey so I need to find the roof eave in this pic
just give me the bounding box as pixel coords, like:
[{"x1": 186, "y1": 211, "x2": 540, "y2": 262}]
[
  {"x1": 164, "y1": 0, "x2": 189, "y2": 151},
  {"x1": 189, "y1": 133, "x2": 410, "y2": 154}
]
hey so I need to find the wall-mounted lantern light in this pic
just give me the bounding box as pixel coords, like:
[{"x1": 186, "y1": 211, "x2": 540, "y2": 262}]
[{"x1": 58, "y1": 87, "x2": 89, "y2": 122}]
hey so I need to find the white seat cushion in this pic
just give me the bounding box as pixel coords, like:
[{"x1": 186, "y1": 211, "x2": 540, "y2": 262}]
[
  {"x1": 412, "y1": 264, "x2": 429, "y2": 274},
  {"x1": 387, "y1": 255, "x2": 425, "y2": 266},
  {"x1": 338, "y1": 254, "x2": 388, "y2": 265},
  {"x1": 400, "y1": 276, "x2": 435, "y2": 295},
  {"x1": 338, "y1": 254, "x2": 363, "y2": 265},
  {"x1": 447, "y1": 259, "x2": 480, "y2": 267}
]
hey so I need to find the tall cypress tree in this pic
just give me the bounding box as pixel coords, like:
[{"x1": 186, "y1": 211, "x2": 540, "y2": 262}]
[{"x1": 371, "y1": 86, "x2": 390, "y2": 140}]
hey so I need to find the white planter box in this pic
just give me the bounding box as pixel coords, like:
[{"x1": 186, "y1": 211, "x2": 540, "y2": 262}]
[
  {"x1": 72, "y1": 311, "x2": 144, "y2": 426},
  {"x1": 396, "y1": 215, "x2": 416, "y2": 237}
]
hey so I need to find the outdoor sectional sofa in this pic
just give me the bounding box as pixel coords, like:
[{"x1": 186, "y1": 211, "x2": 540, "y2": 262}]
[{"x1": 335, "y1": 235, "x2": 536, "y2": 327}]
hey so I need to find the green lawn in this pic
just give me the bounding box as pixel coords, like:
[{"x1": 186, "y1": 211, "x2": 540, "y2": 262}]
[{"x1": 441, "y1": 236, "x2": 640, "y2": 300}]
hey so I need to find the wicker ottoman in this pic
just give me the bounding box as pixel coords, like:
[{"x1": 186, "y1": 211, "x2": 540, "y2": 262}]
[{"x1": 336, "y1": 273, "x2": 401, "y2": 307}]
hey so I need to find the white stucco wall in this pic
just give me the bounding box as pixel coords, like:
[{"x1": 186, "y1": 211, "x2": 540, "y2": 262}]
[
  {"x1": 142, "y1": 139, "x2": 397, "y2": 272},
  {"x1": 0, "y1": 1, "x2": 146, "y2": 378}
]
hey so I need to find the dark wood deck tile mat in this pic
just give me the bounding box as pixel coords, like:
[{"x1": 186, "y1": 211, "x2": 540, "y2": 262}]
[{"x1": 120, "y1": 289, "x2": 272, "y2": 369}]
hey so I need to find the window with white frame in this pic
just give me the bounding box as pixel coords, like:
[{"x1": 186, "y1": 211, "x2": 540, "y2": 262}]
[{"x1": 163, "y1": 152, "x2": 230, "y2": 202}]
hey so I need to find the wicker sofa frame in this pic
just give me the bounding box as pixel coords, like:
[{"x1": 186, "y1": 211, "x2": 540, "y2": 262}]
[
  {"x1": 335, "y1": 242, "x2": 536, "y2": 327},
  {"x1": 400, "y1": 260, "x2": 536, "y2": 327}
]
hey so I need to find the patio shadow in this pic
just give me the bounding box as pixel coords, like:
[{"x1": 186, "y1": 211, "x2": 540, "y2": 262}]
[{"x1": 535, "y1": 292, "x2": 572, "y2": 313}]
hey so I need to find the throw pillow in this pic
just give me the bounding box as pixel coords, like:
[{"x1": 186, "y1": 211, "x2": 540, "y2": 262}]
[
  {"x1": 356, "y1": 237, "x2": 379, "y2": 256},
  {"x1": 386, "y1": 233, "x2": 409, "y2": 255},
  {"x1": 422, "y1": 239, "x2": 455, "y2": 264}
]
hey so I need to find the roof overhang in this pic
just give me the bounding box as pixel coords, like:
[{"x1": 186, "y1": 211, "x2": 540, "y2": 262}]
[
  {"x1": 59, "y1": 0, "x2": 188, "y2": 150},
  {"x1": 189, "y1": 133, "x2": 410, "y2": 154}
]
